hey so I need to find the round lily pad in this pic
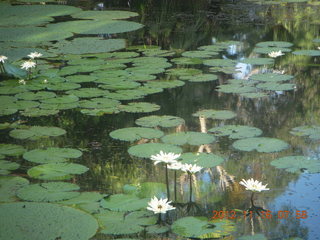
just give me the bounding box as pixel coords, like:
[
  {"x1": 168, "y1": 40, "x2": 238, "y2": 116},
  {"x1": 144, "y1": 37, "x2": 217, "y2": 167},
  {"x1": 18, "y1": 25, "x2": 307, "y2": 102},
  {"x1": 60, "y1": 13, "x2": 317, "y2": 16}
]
[
  {"x1": 109, "y1": 127, "x2": 164, "y2": 142},
  {"x1": 192, "y1": 109, "x2": 236, "y2": 120},
  {"x1": 166, "y1": 68, "x2": 202, "y2": 77},
  {"x1": 135, "y1": 115, "x2": 185, "y2": 128},
  {"x1": 0, "y1": 202, "x2": 98, "y2": 240},
  {"x1": 208, "y1": 125, "x2": 263, "y2": 139},
  {"x1": 128, "y1": 143, "x2": 182, "y2": 158},
  {"x1": 79, "y1": 98, "x2": 120, "y2": 109},
  {"x1": 256, "y1": 41, "x2": 293, "y2": 48},
  {"x1": 180, "y1": 152, "x2": 224, "y2": 168},
  {"x1": 21, "y1": 108, "x2": 59, "y2": 117},
  {"x1": 66, "y1": 88, "x2": 109, "y2": 98},
  {"x1": 203, "y1": 59, "x2": 237, "y2": 67},
  {"x1": 180, "y1": 74, "x2": 218, "y2": 82},
  {"x1": 240, "y1": 92, "x2": 269, "y2": 98},
  {"x1": 72, "y1": 10, "x2": 139, "y2": 20},
  {"x1": 119, "y1": 102, "x2": 160, "y2": 113},
  {"x1": 270, "y1": 156, "x2": 320, "y2": 173},
  {"x1": 290, "y1": 125, "x2": 320, "y2": 140},
  {"x1": 182, "y1": 50, "x2": 216, "y2": 58},
  {"x1": 17, "y1": 182, "x2": 80, "y2": 202},
  {"x1": 0, "y1": 144, "x2": 25, "y2": 156},
  {"x1": 161, "y1": 132, "x2": 216, "y2": 146},
  {"x1": 23, "y1": 147, "x2": 82, "y2": 164},
  {"x1": 256, "y1": 82, "x2": 295, "y2": 91},
  {"x1": 171, "y1": 57, "x2": 203, "y2": 65},
  {"x1": 27, "y1": 163, "x2": 88, "y2": 180},
  {"x1": 10, "y1": 126, "x2": 66, "y2": 140},
  {"x1": 232, "y1": 137, "x2": 289, "y2": 153},
  {"x1": 15, "y1": 91, "x2": 56, "y2": 101},
  {"x1": 40, "y1": 94, "x2": 79, "y2": 104},
  {"x1": 250, "y1": 73, "x2": 293, "y2": 82},
  {"x1": 65, "y1": 75, "x2": 97, "y2": 83},
  {"x1": 253, "y1": 47, "x2": 292, "y2": 54},
  {"x1": 217, "y1": 84, "x2": 256, "y2": 94},
  {"x1": 144, "y1": 80, "x2": 185, "y2": 89},
  {"x1": 0, "y1": 160, "x2": 20, "y2": 175},
  {"x1": 0, "y1": 176, "x2": 29, "y2": 202},
  {"x1": 292, "y1": 50, "x2": 320, "y2": 56},
  {"x1": 101, "y1": 194, "x2": 149, "y2": 211}
]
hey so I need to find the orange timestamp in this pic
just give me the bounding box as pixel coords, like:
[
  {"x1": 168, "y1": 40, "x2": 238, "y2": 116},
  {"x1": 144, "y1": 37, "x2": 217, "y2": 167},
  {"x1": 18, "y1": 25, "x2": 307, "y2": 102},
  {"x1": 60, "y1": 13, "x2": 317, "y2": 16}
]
[{"x1": 212, "y1": 210, "x2": 308, "y2": 220}]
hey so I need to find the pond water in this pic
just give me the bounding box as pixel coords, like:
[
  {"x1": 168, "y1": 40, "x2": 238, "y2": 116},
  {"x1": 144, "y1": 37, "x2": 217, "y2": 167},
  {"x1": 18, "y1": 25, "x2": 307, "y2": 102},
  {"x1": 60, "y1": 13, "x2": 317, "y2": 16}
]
[{"x1": 0, "y1": 0, "x2": 320, "y2": 239}]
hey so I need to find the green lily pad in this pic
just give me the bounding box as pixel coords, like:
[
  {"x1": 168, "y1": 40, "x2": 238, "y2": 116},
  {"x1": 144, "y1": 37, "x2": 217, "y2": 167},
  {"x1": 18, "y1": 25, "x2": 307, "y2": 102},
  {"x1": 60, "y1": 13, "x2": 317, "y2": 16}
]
[
  {"x1": 192, "y1": 109, "x2": 236, "y2": 120},
  {"x1": 253, "y1": 47, "x2": 292, "y2": 54},
  {"x1": 208, "y1": 125, "x2": 263, "y2": 139},
  {"x1": 23, "y1": 147, "x2": 82, "y2": 164},
  {"x1": 59, "y1": 192, "x2": 104, "y2": 205},
  {"x1": 146, "y1": 225, "x2": 170, "y2": 234},
  {"x1": 119, "y1": 102, "x2": 160, "y2": 113},
  {"x1": 172, "y1": 217, "x2": 235, "y2": 239},
  {"x1": 142, "y1": 49, "x2": 175, "y2": 57},
  {"x1": 0, "y1": 108, "x2": 17, "y2": 116},
  {"x1": 256, "y1": 82, "x2": 295, "y2": 91},
  {"x1": 15, "y1": 91, "x2": 56, "y2": 101},
  {"x1": 10, "y1": 126, "x2": 66, "y2": 140},
  {"x1": 233, "y1": 137, "x2": 289, "y2": 153},
  {"x1": 180, "y1": 74, "x2": 218, "y2": 82},
  {"x1": 101, "y1": 194, "x2": 149, "y2": 211},
  {"x1": 292, "y1": 50, "x2": 320, "y2": 56},
  {"x1": 17, "y1": 182, "x2": 80, "y2": 202},
  {"x1": 240, "y1": 92, "x2": 269, "y2": 98},
  {"x1": 171, "y1": 57, "x2": 203, "y2": 65},
  {"x1": 21, "y1": 108, "x2": 59, "y2": 117},
  {"x1": 198, "y1": 45, "x2": 225, "y2": 52},
  {"x1": 65, "y1": 75, "x2": 97, "y2": 83},
  {"x1": 0, "y1": 202, "x2": 98, "y2": 240},
  {"x1": 217, "y1": 84, "x2": 256, "y2": 94},
  {"x1": 0, "y1": 160, "x2": 20, "y2": 175},
  {"x1": 0, "y1": 176, "x2": 29, "y2": 202},
  {"x1": 109, "y1": 127, "x2": 164, "y2": 142},
  {"x1": 270, "y1": 156, "x2": 320, "y2": 173},
  {"x1": 72, "y1": 10, "x2": 139, "y2": 20},
  {"x1": 166, "y1": 68, "x2": 202, "y2": 77},
  {"x1": 0, "y1": 144, "x2": 25, "y2": 156},
  {"x1": 290, "y1": 125, "x2": 320, "y2": 140},
  {"x1": 203, "y1": 59, "x2": 237, "y2": 67},
  {"x1": 40, "y1": 95, "x2": 79, "y2": 104},
  {"x1": 46, "y1": 82, "x2": 81, "y2": 91},
  {"x1": 256, "y1": 41, "x2": 293, "y2": 48},
  {"x1": 79, "y1": 98, "x2": 120, "y2": 109},
  {"x1": 105, "y1": 89, "x2": 145, "y2": 100},
  {"x1": 128, "y1": 143, "x2": 182, "y2": 158},
  {"x1": 161, "y1": 132, "x2": 216, "y2": 146},
  {"x1": 182, "y1": 50, "x2": 217, "y2": 58},
  {"x1": 250, "y1": 73, "x2": 293, "y2": 82},
  {"x1": 27, "y1": 163, "x2": 89, "y2": 180},
  {"x1": 40, "y1": 102, "x2": 79, "y2": 110},
  {"x1": 80, "y1": 108, "x2": 120, "y2": 116},
  {"x1": 145, "y1": 80, "x2": 185, "y2": 89},
  {"x1": 98, "y1": 81, "x2": 140, "y2": 90},
  {"x1": 240, "y1": 58, "x2": 274, "y2": 65},
  {"x1": 180, "y1": 152, "x2": 224, "y2": 168},
  {"x1": 135, "y1": 115, "x2": 185, "y2": 128},
  {"x1": 66, "y1": 88, "x2": 109, "y2": 98}
]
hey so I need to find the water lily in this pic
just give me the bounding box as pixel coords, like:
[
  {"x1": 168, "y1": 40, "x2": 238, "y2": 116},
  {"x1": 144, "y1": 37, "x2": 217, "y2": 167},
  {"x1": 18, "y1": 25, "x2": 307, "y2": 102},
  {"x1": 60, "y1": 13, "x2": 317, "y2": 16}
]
[
  {"x1": 21, "y1": 60, "x2": 36, "y2": 70},
  {"x1": 181, "y1": 163, "x2": 202, "y2": 173},
  {"x1": 0, "y1": 55, "x2": 8, "y2": 63},
  {"x1": 167, "y1": 161, "x2": 183, "y2": 170},
  {"x1": 43, "y1": 79, "x2": 48, "y2": 84},
  {"x1": 150, "y1": 151, "x2": 180, "y2": 165},
  {"x1": 28, "y1": 52, "x2": 43, "y2": 59},
  {"x1": 268, "y1": 50, "x2": 285, "y2": 58},
  {"x1": 147, "y1": 196, "x2": 175, "y2": 214},
  {"x1": 239, "y1": 178, "x2": 269, "y2": 192},
  {"x1": 18, "y1": 79, "x2": 26, "y2": 85}
]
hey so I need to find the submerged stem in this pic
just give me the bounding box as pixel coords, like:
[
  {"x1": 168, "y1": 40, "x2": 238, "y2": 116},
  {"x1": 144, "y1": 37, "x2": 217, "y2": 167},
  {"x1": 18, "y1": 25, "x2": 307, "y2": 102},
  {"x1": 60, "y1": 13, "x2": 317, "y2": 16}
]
[
  {"x1": 174, "y1": 170, "x2": 177, "y2": 201},
  {"x1": 165, "y1": 164, "x2": 170, "y2": 200},
  {"x1": 189, "y1": 173, "x2": 192, "y2": 202}
]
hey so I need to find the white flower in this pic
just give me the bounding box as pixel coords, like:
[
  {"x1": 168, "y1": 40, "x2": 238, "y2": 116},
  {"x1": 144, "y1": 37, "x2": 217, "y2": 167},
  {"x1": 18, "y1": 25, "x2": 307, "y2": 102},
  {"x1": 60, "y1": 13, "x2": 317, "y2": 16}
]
[
  {"x1": 318, "y1": 47, "x2": 320, "y2": 50},
  {"x1": 43, "y1": 79, "x2": 48, "y2": 84},
  {"x1": 21, "y1": 60, "x2": 36, "y2": 70},
  {"x1": 28, "y1": 52, "x2": 43, "y2": 59},
  {"x1": 147, "y1": 196, "x2": 175, "y2": 214},
  {"x1": 18, "y1": 79, "x2": 26, "y2": 85},
  {"x1": 167, "y1": 161, "x2": 183, "y2": 170},
  {"x1": 0, "y1": 55, "x2": 8, "y2": 63},
  {"x1": 150, "y1": 151, "x2": 181, "y2": 165},
  {"x1": 181, "y1": 163, "x2": 202, "y2": 173},
  {"x1": 268, "y1": 50, "x2": 285, "y2": 58},
  {"x1": 239, "y1": 178, "x2": 270, "y2": 192}
]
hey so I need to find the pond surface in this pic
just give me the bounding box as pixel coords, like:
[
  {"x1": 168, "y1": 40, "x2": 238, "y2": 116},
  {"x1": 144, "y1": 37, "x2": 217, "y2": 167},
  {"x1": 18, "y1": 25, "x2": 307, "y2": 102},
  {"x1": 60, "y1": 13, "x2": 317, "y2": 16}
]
[{"x1": 0, "y1": 0, "x2": 320, "y2": 239}]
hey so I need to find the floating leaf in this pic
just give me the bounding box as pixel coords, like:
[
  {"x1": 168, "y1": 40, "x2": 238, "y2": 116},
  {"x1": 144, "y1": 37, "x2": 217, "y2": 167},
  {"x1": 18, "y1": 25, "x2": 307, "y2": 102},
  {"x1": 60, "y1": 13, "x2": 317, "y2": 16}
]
[
  {"x1": 161, "y1": 132, "x2": 216, "y2": 146},
  {"x1": 65, "y1": 75, "x2": 97, "y2": 83},
  {"x1": 10, "y1": 126, "x2": 66, "y2": 140},
  {"x1": 144, "y1": 80, "x2": 185, "y2": 89},
  {"x1": 233, "y1": 137, "x2": 289, "y2": 153},
  {"x1": 27, "y1": 163, "x2": 88, "y2": 180},
  {"x1": 0, "y1": 202, "x2": 98, "y2": 240},
  {"x1": 109, "y1": 127, "x2": 164, "y2": 142},
  {"x1": 270, "y1": 156, "x2": 320, "y2": 173},
  {"x1": 0, "y1": 160, "x2": 20, "y2": 175},
  {"x1": 256, "y1": 82, "x2": 295, "y2": 91},
  {"x1": 105, "y1": 89, "x2": 145, "y2": 100},
  {"x1": 253, "y1": 47, "x2": 292, "y2": 54},
  {"x1": 192, "y1": 109, "x2": 236, "y2": 120},
  {"x1": 240, "y1": 92, "x2": 268, "y2": 98},
  {"x1": 146, "y1": 225, "x2": 170, "y2": 234},
  {"x1": 180, "y1": 152, "x2": 224, "y2": 168},
  {"x1": 256, "y1": 41, "x2": 293, "y2": 48},
  {"x1": 21, "y1": 108, "x2": 59, "y2": 117},
  {"x1": 292, "y1": 50, "x2": 320, "y2": 56},
  {"x1": 80, "y1": 108, "x2": 120, "y2": 116},
  {"x1": 23, "y1": 147, "x2": 82, "y2": 164},
  {"x1": 0, "y1": 144, "x2": 25, "y2": 156},
  {"x1": 0, "y1": 176, "x2": 29, "y2": 202},
  {"x1": 72, "y1": 10, "x2": 139, "y2": 20},
  {"x1": 46, "y1": 82, "x2": 81, "y2": 91},
  {"x1": 119, "y1": 102, "x2": 160, "y2": 113},
  {"x1": 217, "y1": 84, "x2": 256, "y2": 94},
  {"x1": 17, "y1": 182, "x2": 80, "y2": 202},
  {"x1": 79, "y1": 98, "x2": 120, "y2": 109},
  {"x1": 166, "y1": 68, "x2": 202, "y2": 77},
  {"x1": 15, "y1": 91, "x2": 56, "y2": 101},
  {"x1": 128, "y1": 143, "x2": 182, "y2": 158},
  {"x1": 66, "y1": 88, "x2": 109, "y2": 98},
  {"x1": 290, "y1": 125, "x2": 320, "y2": 140},
  {"x1": 180, "y1": 74, "x2": 218, "y2": 82},
  {"x1": 101, "y1": 194, "x2": 149, "y2": 211},
  {"x1": 182, "y1": 50, "x2": 217, "y2": 58},
  {"x1": 250, "y1": 73, "x2": 293, "y2": 82},
  {"x1": 135, "y1": 115, "x2": 185, "y2": 128},
  {"x1": 98, "y1": 81, "x2": 140, "y2": 90},
  {"x1": 208, "y1": 125, "x2": 263, "y2": 139},
  {"x1": 203, "y1": 59, "x2": 237, "y2": 67},
  {"x1": 171, "y1": 57, "x2": 203, "y2": 65}
]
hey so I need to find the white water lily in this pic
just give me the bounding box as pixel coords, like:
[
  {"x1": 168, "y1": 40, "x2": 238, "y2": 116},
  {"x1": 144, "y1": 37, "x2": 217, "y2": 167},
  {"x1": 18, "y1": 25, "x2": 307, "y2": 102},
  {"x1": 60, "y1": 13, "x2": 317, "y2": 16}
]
[
  {"x1": 18, "y1": 79, "x2": 26, "y2": 85},
  {"x1": 181, "y1": 163, "x2": 202, "y2": 173},
  {"x1": 239, "y1": 178, "x2": 269, "y2": 192},
  {"x1": 28, "y1": 52, "x2": 43, "y2": 59},
  {"x1": 318, "y1": 47, "x2": 320, "y2": 50},
  {"x1": 147, "y1": 196, "x2": 175, "y2": 214},
  {"x1": 43, "y1": 79, "x2": 48, "y2": 84},
  {"x1": 167, "y1": 161, "x2": 183, "y2": 170},
  {"x1": 150, "y1": 151, "x2": 180, "y2": 165},
  {"x1": 21, "y1": 60, "x2": 36, "y2": 70},
  {"x1": 0, "y1": 55, "x2": 8, "y2": 63},
  {"x1": 268, "y1": 50, "x2": 285, "y2": 58}
]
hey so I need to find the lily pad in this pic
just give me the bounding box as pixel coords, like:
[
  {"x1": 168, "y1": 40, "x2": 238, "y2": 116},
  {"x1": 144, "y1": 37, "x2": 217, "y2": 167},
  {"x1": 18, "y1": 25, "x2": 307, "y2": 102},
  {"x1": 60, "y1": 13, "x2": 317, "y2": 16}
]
[
  {"x1": 15, "y1": 91, "x2": 56, "y2": 101},
  {"x1": 109, "y1": 127, "x2": 164, "y2": 142},
  {"x1": 65, "y1": 75, "x2": 97, "y2": 83},
  {"x1": 256, "y1": 82, "x2": 295, "y2": 91},
  {"x1": 217, "y1": 84, "x2": 256, "y2": 94},
  {"x1": 0, "y1": 202, "x2": 98, "y2": 240},
  {"x1": 192, "y1": 109, "x2": 236, "y2": 120},
  {"x1": 180, "y1": 74, "x2": 218, "y2": 82},
  {"x1": 208, "y1": 125, "x2": 263, "y2": 139},
  {"x1": 72, "y1": 10, "x2": 139, "y2": 20},
  {"x1": 0, "y1": 144, "x2": 25, "y2": 156},
  {"x1": 119, "y1": 102, "x2": 160, "y2": 113},
  {"x1": 253, "y1": 47, "x2": 292, "y2": 54},
  {"x1": 270, "y1": 156, "x2": 320, "y2": 173},
  {"x1": 171, "y1": 57, "x2": 203, "y2": 65},
  {"x1": 27, "y1": 163, "x2": 88, "y2": 180},
  {"x1": 105, "y1": 89, "x2": 145, "y2": 100},
  {"x1": 21, "y1": 108, "x2": 59, "y2": 117},
  {"x1": 292, "y1": 50, "x2": 320, "y2": 56},
  {"x1": 17, "y1": 182, "x2": 80, "y2": 202},
  {"x1": 0, "y1": 160, "x2": 20, "y2": 175},
  {"x1": 290, "y1": 125, "x2": 320, "y2": 140},
  {"x1": 145, "y1": 80, "x2": 185, "y2": 89},
  {"x1": 250, "y1": 73, "x2": 293, "y2": 82},
  {"x1": 240, "y1": 92, "x2": 269, "y2": 98},
  {"x1": 10, "y1": 126, "x2": 66, "y2": 140},
  {"x1": 0, "y1": 176, "x2": 29, "y2": 202},
  {"x1": 23, "y1": 147, "x2": 82, "y2": 164},
  {"x1": 256, "y1": 41, "x2": 293, "y2": 48},
  {"x1": 182, "y1": 50, "x2": 217, "y2": 58},
  {"x1": 128, "y1": 143, "x2": 182, "y2": 158},
  {"x1": 135, "y1": 115, "x2": 185, "y2": 128},
  {"x1": 66, "y1": 88, "x2": 109, "y2": 98},
  {"x1": 166, "y1": 68, "x2": 202, "y2": 77},
  {"x1": 101, "y1": 194, "x2": 149, "y2": 211},
  {"x1": 203, "y1": 59, "x2": 237, "y2": 67},
  {"x1": 161, "y1": 132, "x2": 216, "y2": 146},
  {"x1": 180, "y1": 152, "x2": 224, "y2": 168},
  {"x1": 79, "y1": 98, "x2": 120, "y2": 109},
  {"x1": 233, "y1": 137, "x2": 289, "y2": 153}
]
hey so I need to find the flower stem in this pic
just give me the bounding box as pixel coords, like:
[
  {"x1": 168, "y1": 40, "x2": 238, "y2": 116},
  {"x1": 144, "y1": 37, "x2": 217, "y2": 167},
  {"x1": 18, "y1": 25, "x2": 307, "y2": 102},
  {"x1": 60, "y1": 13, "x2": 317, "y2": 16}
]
[
  {"x1": 157, "y1": 213, "x2": 161, "y2": 225},
  {"x1": 250, "y1": 192, "x2": 255, "y2": 206},
  {"x1": 165, "y1": 164, "x2": 170, "y2": 200},
  {"x1": 189, "y1": 173, "x2": 192, "y2": 202},
  {"x1": 174, "y1": 170, "x2": 177, "y2": 201}
]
